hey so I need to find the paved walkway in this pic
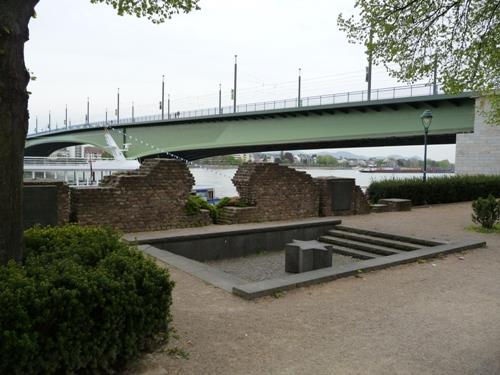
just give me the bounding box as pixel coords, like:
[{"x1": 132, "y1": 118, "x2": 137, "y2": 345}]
[{"x1": 125, "y1": 202, "x2": 500, "y2": 375}]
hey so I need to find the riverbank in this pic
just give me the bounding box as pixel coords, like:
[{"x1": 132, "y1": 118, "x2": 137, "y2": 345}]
[{"x1": 126, "y1": 202, "x2": 500, "y2": 375}]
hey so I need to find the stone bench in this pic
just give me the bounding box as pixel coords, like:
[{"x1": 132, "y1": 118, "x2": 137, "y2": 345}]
[
  {"x1": 370, "y1": 203, "x2": 390, "y2": 213},
  {"x1": 285, "y1": 240, "x2": 333, "y2": 273},
  {"x1": 378, "y1": 198, "x2": 412, "y2": 212}
]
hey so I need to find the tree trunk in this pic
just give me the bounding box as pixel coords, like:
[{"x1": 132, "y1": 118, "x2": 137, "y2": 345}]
[{"x1": 0, "y1": 1, "x2": 39, "y2": 264}]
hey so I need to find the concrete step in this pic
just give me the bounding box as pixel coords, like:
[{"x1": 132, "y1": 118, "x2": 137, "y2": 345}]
[
  {"x1": 320, "y1": 243, "x2": 380, "y2": 260},
  {"x1": 333, "y1": 225, "x2": 444, "y2": 247},
  {"x1": 326, "y1": 229, "x2": 421, "y2": 251},
  {"x1": 370, "y1": 203, "x2": 389, "y2": 213},
  {"x1": 319, "y1": 236, "x2": 401, "y2": 256}
]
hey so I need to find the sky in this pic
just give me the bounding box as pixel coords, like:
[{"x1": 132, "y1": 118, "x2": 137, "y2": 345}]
[{"x1": 26, "y1": 0, "x2": 455, "y2": 161}]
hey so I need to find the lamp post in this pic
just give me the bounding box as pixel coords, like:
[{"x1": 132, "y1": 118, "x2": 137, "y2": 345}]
[
  {"x1": 233, "y1": 54, "x2": 238, "y2": 113},
  {"x1": 116, "y1": 88, "x2": 120, "y2": 124},
  {"x1": 420, "y1": 110, "x2": 433, "y2": 182},
  {"x1": 161, "y1": 75, "x2": 165, "y2": 120},
  {"x1": 298, "y1": 68, "x2": 302, "y2": 107},
  {"x1": 219, "y1": 83, "x2": 222, "y2": 114},
  {"x1": 86, "y1": 97, "x2": 90, "y2": 124}
]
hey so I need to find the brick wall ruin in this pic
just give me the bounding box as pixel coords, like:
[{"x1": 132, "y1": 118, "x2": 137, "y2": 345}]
[
  {"x1": 24, "y1": 160, "x2": 371, "y2": 231},
  {"x1": 232, "y1": 163, "x2": 320, "y2": 222},
  {"x1": 71, "y1": 159, "x2": 211, "y2": 232}
]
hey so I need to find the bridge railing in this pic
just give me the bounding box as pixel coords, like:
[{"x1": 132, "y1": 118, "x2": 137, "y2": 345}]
[{"x1": 29, "y1": 83, "x2": 442, "y2": 136}]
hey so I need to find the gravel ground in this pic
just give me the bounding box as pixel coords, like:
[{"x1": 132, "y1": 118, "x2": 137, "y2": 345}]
[
  {"x1": 126, "y1": 202, "x2": 500, "y2": 375},
  {"x1": 205, "y1": 251, "x2": 359, "y2": 282}
]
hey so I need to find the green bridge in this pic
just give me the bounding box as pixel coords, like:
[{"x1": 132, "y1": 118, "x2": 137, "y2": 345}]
[{"x1": 25, "y1": 86, "x2": 475, "y2": 161}]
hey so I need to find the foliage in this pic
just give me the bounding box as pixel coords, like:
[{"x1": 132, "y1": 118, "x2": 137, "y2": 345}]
[
  {"x1": 186, "y1": 195, "x2": 215, "y2": 217},
  {"x1": 338, "y1": 0, "x2": 500, "y2": 123},
  {"x1": 186, "y1": 195, "x2": 247, "y2": 223},
  {"x1": 198, "y1": 155, "x2": 243, "y2": 165},
  {"x1": 471, "y1": 195, "x2": 500, "y2": 229},
  {"x1": 216, "y1": 196, "x2": 247, "y2": 208},
  {"x1": 282, "y1": 152, "x2": 295, "y2": 164},
  {"x1": 317, "y1": 155, "x2": 339, "y2": 167},
  {"x1": 466, "y1": 223, "x2": 500, "y2": 234},
  {"x1": 0, "y1": 225, "x2": 174, "y2": 374},
  {"x1": 367, "y1": 175, "x2": 500, "y2": 205},
  {"x1": 89, "y1": 0, "x2": 199, "y2": 24}
]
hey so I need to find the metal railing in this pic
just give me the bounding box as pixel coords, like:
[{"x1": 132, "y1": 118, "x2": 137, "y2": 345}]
[
  {"x1": 29, "y1": 83, "x2": 442, "y2": 136},
  {"x1": 24, "y1": 156, "x2": 110, "y2": 165}
]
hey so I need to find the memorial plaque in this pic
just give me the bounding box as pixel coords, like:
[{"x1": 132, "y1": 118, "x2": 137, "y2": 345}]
[
  {"x1": 23, "y1": 185, "x2": 58, "y2": 228},
  {"x1": 330, "y1": 179, "x2": 354, "y2": 211}
]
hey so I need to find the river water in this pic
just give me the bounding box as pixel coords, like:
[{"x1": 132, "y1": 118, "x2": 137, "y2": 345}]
[{"x1": 191, "y1": 166, "x2": 453, "y2": 198}]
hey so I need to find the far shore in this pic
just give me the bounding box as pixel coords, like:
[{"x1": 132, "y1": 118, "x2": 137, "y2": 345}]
[{"x1": 193, "y1": 164, "x2": 355, "y2": 170}]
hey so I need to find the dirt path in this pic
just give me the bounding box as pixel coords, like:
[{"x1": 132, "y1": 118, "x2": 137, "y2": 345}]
[{"x1": 126, "y1": 202, "x2": 500, "y2": 375}]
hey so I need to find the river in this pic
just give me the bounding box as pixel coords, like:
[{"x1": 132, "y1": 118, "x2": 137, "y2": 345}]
[{"x1": 190, "y1": 166, "x2": 453, "y2": 198}]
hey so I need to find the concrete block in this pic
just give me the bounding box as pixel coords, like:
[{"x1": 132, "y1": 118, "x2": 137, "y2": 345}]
[
  {"x1": 285, "y1": 240, "x2": 333, "y2": 273},
  {"x1": 378, "y1": 198, "x2": 412, "y2": 211}
]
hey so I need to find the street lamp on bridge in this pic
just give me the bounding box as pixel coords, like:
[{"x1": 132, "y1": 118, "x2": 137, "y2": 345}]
[{"x1": 420, "y1": 110, "x2": 433, "y2": 182}]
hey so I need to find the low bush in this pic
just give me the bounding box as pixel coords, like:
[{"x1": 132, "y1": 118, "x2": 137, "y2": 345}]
[
  {"x1": 215, "y1": 196, "x2": 247, "y2": 209},
  {"x1": 367, "y1": 175, "x2": 500, "y2": 205},
  {"x1": 186, "y1": 195, "x2": 218, "y2": 221},
  {"x1": 186, "y1": 195, "x2": 248, "y2": 223},
  {"x1": 471, "y1": 195, "x2": 500, "y2": 229},
  {"x1": 0, "y1": 225, "x2": 174, "y2": 375}
]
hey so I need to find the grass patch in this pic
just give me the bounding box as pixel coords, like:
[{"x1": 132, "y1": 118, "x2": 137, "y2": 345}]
[{"x1": 466, "y1": 224, "x2": 500, "y2": 234}]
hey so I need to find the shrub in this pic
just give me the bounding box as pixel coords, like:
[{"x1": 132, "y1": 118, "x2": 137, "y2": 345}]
[
  {"x1": 471, "y1": 195, "x2": 500, "y2": 229},
  {"x1": 367, "y1": 175, "x2": 500, "y2": 205},
  {"x1": 186, "y1": 195, "x2": 248, "y2": 223},
  {"x1": 215, "y1": 196, "x2": 247, "y2": 209},
  {"x1": 186, "y1": 195, "x2": 218, "y2": 221},
  {"x1": 0, "y1": 225, "x2": 174, "y2": 375}
]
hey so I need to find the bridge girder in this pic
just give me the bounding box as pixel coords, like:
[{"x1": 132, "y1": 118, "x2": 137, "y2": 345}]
[{"x1": 25, "y1": 94, "x2": 475, "y2": 161}]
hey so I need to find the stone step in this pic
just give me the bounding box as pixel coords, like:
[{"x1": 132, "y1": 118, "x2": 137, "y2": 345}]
[
  {"x1": 370, "y1": 203, "x2": 390, "y2": 213},
  {"x1": 333, "y1": 225, "x2": 444, "y2": 246},
  {"x1": 319, "y1": 236, "x2": 401, "y2": 256},
  {"x1": 319, "y1": 243, "x2": 380, "y2": 260},
  {"x1": 378, "y1": 198, "x2": 412, "y2": 211},
  {"x1": 326, "y1": 229, "x2": 421, "y2": 251}
]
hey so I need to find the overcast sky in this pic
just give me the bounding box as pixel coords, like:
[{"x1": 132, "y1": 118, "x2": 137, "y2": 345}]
[{"x1": 26, "y1": 0, "x2": 455, "y2": 161}]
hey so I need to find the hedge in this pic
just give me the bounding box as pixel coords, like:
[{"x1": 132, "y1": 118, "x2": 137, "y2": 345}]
[
  {"x1": 0, "y1": 225, "x2": 174, "y2": 374},
  {"x1": 367, "y1": 175, "x2": 500, "y2": 205}
]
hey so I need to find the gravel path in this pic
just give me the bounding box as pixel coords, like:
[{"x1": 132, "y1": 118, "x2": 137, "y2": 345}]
[
  {"x1": 206, "y1": 251, "x2": 359, "y2": 282},
  {"x1": 126, "y1": 202, "x2": 500, "y2": 375}
]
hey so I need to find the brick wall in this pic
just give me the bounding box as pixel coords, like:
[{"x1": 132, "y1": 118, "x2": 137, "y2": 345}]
[
  {"x1": 218, "y1": 206, "x2": 260, "y2": 225},
  {"x1": 71, "y1": 159, "x2": 211, "y2": 232},
  {"x1": 23, "y1": 179, "x2": 70, "y2": 225},
  {"x1": 353, "y1": 186, "x2": 371, "y2": 214},
  {"x1": 232, "y1": 163, "x2": 320, "y2": 222}
]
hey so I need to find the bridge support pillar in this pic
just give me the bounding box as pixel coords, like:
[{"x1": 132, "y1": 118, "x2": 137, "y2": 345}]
[{"x1": 455, "y1": 97, "x2": 500, "y2": 175}]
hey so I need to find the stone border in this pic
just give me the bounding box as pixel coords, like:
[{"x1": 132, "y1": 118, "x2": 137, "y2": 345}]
[
  {"x1": 128, "y1": 218, "x2": 343, "y2": 245},
  {"x1": 138, "y1": 239, "x2": 486, "y2": 300},
  {"x1": 139, "y1": 245, "x2": 246, "y2": 292},
  {"x1": 233, "y1": 240, "x2": 486, "y2": 299}
]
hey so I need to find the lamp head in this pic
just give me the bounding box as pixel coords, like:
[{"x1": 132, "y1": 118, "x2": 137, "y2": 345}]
[{"x1": 420, "y1": 110, "x2": 433, "y2": 130}]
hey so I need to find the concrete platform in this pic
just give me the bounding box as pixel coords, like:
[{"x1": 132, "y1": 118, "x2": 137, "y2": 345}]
[
  {"x1": 134, "y1": 221, "x2": 485, "y2": 300},
  {"x1": 232, "y1": 240, "x2": 486, "y2": 299}
]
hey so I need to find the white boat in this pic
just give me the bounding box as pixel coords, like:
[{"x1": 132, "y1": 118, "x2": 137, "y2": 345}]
[{"x1": 24, "y1": 129, "x2": 140, "y2": 185}]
